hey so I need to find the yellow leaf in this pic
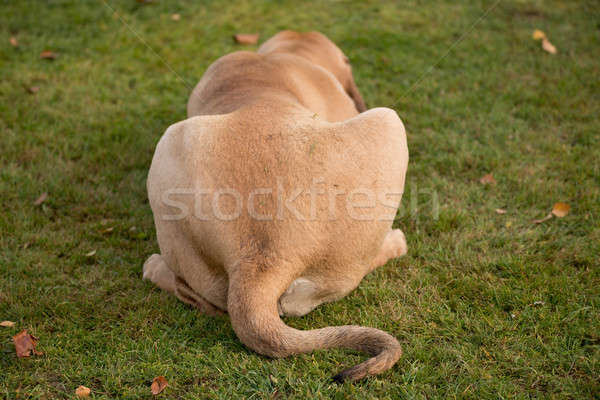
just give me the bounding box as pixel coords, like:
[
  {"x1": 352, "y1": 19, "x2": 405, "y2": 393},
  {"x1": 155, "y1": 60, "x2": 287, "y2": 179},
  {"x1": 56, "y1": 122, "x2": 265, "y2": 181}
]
[
  {"x1": 532, "y1": 29, "x2": 546, "y2": 41},
  {"x1": 495, "y1": 208, "x2": 507, "y2": 214},
  {"x1": 552, "y1": 202, "x2": 570, "y2": 217},
  {"x1": 482, "y1": 347, "x2": 493, "y2": 360},
  {"x1": 1, "y1": 320, "x2": 15, "y2": 327},
  {"x1": 75, "y1": 386, "x2": 91, "y2": 398}
]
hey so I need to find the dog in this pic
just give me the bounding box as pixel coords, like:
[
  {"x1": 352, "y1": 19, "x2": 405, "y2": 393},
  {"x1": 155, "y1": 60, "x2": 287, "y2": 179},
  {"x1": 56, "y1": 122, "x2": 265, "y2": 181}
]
[{"x1": 143, "y1": 30, "x2": 409, "y2": 382}]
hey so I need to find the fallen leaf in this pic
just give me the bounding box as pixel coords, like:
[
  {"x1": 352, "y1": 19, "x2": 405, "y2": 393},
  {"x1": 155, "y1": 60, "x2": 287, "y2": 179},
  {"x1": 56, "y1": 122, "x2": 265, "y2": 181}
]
[
  {"x1": 40, "y1": 50, "x2": 57, "y2": 59},
  {"x1": 75, "y1": 386, "x2": 91, "y2": 398},
  {"x1": 85, "y1": 249, "x2": 97, "y2": 257},
  {"x1": 234, "y1": 33, "x2": 259, "y2": 45},
  {"x1": 482, "y1": 347, "x2": 493, "y2": 360},
  {"x1": 171, "y1": 13, "x2": 180, "y2": 21},
  {"x1": 534, "y1": 202, "x2": 570, "y2": 223},
  {"x1": 552, "y1": 202, "x2": 570, "y2": 217},
  {"x1": 151, "y1": 376, "x2": 168, "y2": 395},
  {"x1": 13, "y1": 330, "x2": 43, "y2": 358},
  {"x1": 100, "y1": 227, "x2": 114, "y2": 234},
  {"x1": 10, "y1": 36, "x2": 18, "y2": 47},
  {"x1": 495, "y1": 208, "x2": 507, "y2": 214},
  {"x1": 1, "y1": 320, "x2": 15, "y2": 327},
  {"x1": 532, "y1": 29, "x2": 546, "y2": 41},
  {"x1": 542, "y1": 38, "x2": 557, "y2": 54},
  {"x1": 34, "y1": 192, "x2": 48, "y2": 205},
  {"x1": 479, "y1": 174, "x2": 496, "y2": 185},
  {"x1": 533, "y1": 213, "x2": 553, "y2": 224},
  {"x1": 531, "y1": 301, "x2": 545, "y2": 306},
  {"x1": 27, "y1": 86, "x2": 40, "y2": 94}
]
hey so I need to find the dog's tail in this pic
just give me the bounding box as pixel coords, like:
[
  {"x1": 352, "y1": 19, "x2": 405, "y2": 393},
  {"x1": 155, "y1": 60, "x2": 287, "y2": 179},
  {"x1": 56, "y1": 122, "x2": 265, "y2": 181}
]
[{"x1": 227, "y1": 265, "x2": 401, "y2": 382}]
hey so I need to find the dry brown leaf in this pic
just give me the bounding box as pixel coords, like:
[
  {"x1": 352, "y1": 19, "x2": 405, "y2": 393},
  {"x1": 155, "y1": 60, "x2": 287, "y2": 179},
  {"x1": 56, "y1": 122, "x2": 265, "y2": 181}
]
[
  {"x1": 534, "y1": 202, "x2": 570, "y2": 223},
  {"x1": 85, "y1": 249, "x2": 97, "y2": 257},
  {"x1": 101, "y1": 227, "x2": 114, "y2": 234},
  {"x1": 27, "y1": 86, "x2": 40, "y2": 94},
  {"x1": 40, "y1": 50, "x2": 57, "y2": 59},
  {"x1": 234, "y1": 33, "x2": 259, "y2": 45},
  {"x1": 13, "y1": 330, "x2": 43, "y2": 358},
  {"x1": 533, "y1": 213, "x2": 553, "y2": 224},
  {"x1": 532, "y1": 29, "x2": 546, "y2": 41},
  {"x1": 10, "y1": 36, "x2": 18, "y2": 47},
  {"x1": 75, "y1": 385, "x2": 91, "y2": 398},
  {"x1": 151, "y1": 376, "x2": 168, "y2": 395},
  {"x1": 542, "y1": 38, "x2": 557, "y2": 54},
  {"x1": 482, "y1": 347, "x2": 493, "y2": 360},
  {"x1": 1, "y1": 320, "x2": 16, "y2": 327},
  {"x1": 34, "y1": 192, "x2": 48, "y2": 205},
  {"x1": 552, "y1": 202, "x2": 570, "y2": 217},
  {"x1": 495, "y1": 208, "x2": 507, "y2": 214},
  {"x1": 171, "y1": 13, "x2": 180, "y2": 21},
  {"x1": 479, "y1": 174, "x2": 496, "y2": 185}
]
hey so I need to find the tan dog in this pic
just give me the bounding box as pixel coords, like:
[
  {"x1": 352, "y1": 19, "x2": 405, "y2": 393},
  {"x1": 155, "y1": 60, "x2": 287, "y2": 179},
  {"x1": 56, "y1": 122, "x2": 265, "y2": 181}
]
[{"x1": 143, "y1": 30, "x2": 409, "y2": 382}]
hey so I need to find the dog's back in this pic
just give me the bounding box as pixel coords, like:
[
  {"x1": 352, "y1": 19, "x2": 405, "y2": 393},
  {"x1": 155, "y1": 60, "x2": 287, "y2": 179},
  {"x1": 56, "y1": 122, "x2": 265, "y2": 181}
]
[{"x1": 187, "y1": 50, "x2": 358, "y2": 122}]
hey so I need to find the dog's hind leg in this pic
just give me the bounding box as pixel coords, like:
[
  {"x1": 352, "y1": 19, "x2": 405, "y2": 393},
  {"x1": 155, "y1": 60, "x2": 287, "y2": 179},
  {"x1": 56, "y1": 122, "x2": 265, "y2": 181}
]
[
  {"x1": 173, "y1": 276, "x2": 225, "y2": 316},
  {"x1": 143, "y1": 253, "x2": 225, "y2": 316},
  {"x1": 370, "y1": 229, "x2": 407, "y2": 271}
]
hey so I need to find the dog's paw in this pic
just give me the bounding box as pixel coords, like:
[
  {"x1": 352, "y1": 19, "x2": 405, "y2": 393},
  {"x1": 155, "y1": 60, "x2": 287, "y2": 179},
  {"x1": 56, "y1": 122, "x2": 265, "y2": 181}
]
[
  {"x1": 143, "y1": 253, "x2": 164, "y2": 281},
  {"x1": 279, "y1": 278, "x2": 320, "y2": 317},
  {"x1": 387, "y1": 229, "x2": 407, "y2": 258}
]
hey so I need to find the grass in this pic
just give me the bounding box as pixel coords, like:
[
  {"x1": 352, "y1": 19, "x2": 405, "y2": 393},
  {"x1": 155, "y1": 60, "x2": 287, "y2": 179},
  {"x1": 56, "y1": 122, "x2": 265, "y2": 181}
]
[{"x1": 1, "y1": 0, "x2": 599, "y2": 398}]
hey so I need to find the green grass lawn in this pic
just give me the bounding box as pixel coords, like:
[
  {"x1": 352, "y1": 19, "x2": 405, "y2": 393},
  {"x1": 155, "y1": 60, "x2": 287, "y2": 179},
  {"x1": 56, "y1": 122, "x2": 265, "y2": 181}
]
[{"x1": 1, "y1": 0, "x2": 599, "y2": 398}]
